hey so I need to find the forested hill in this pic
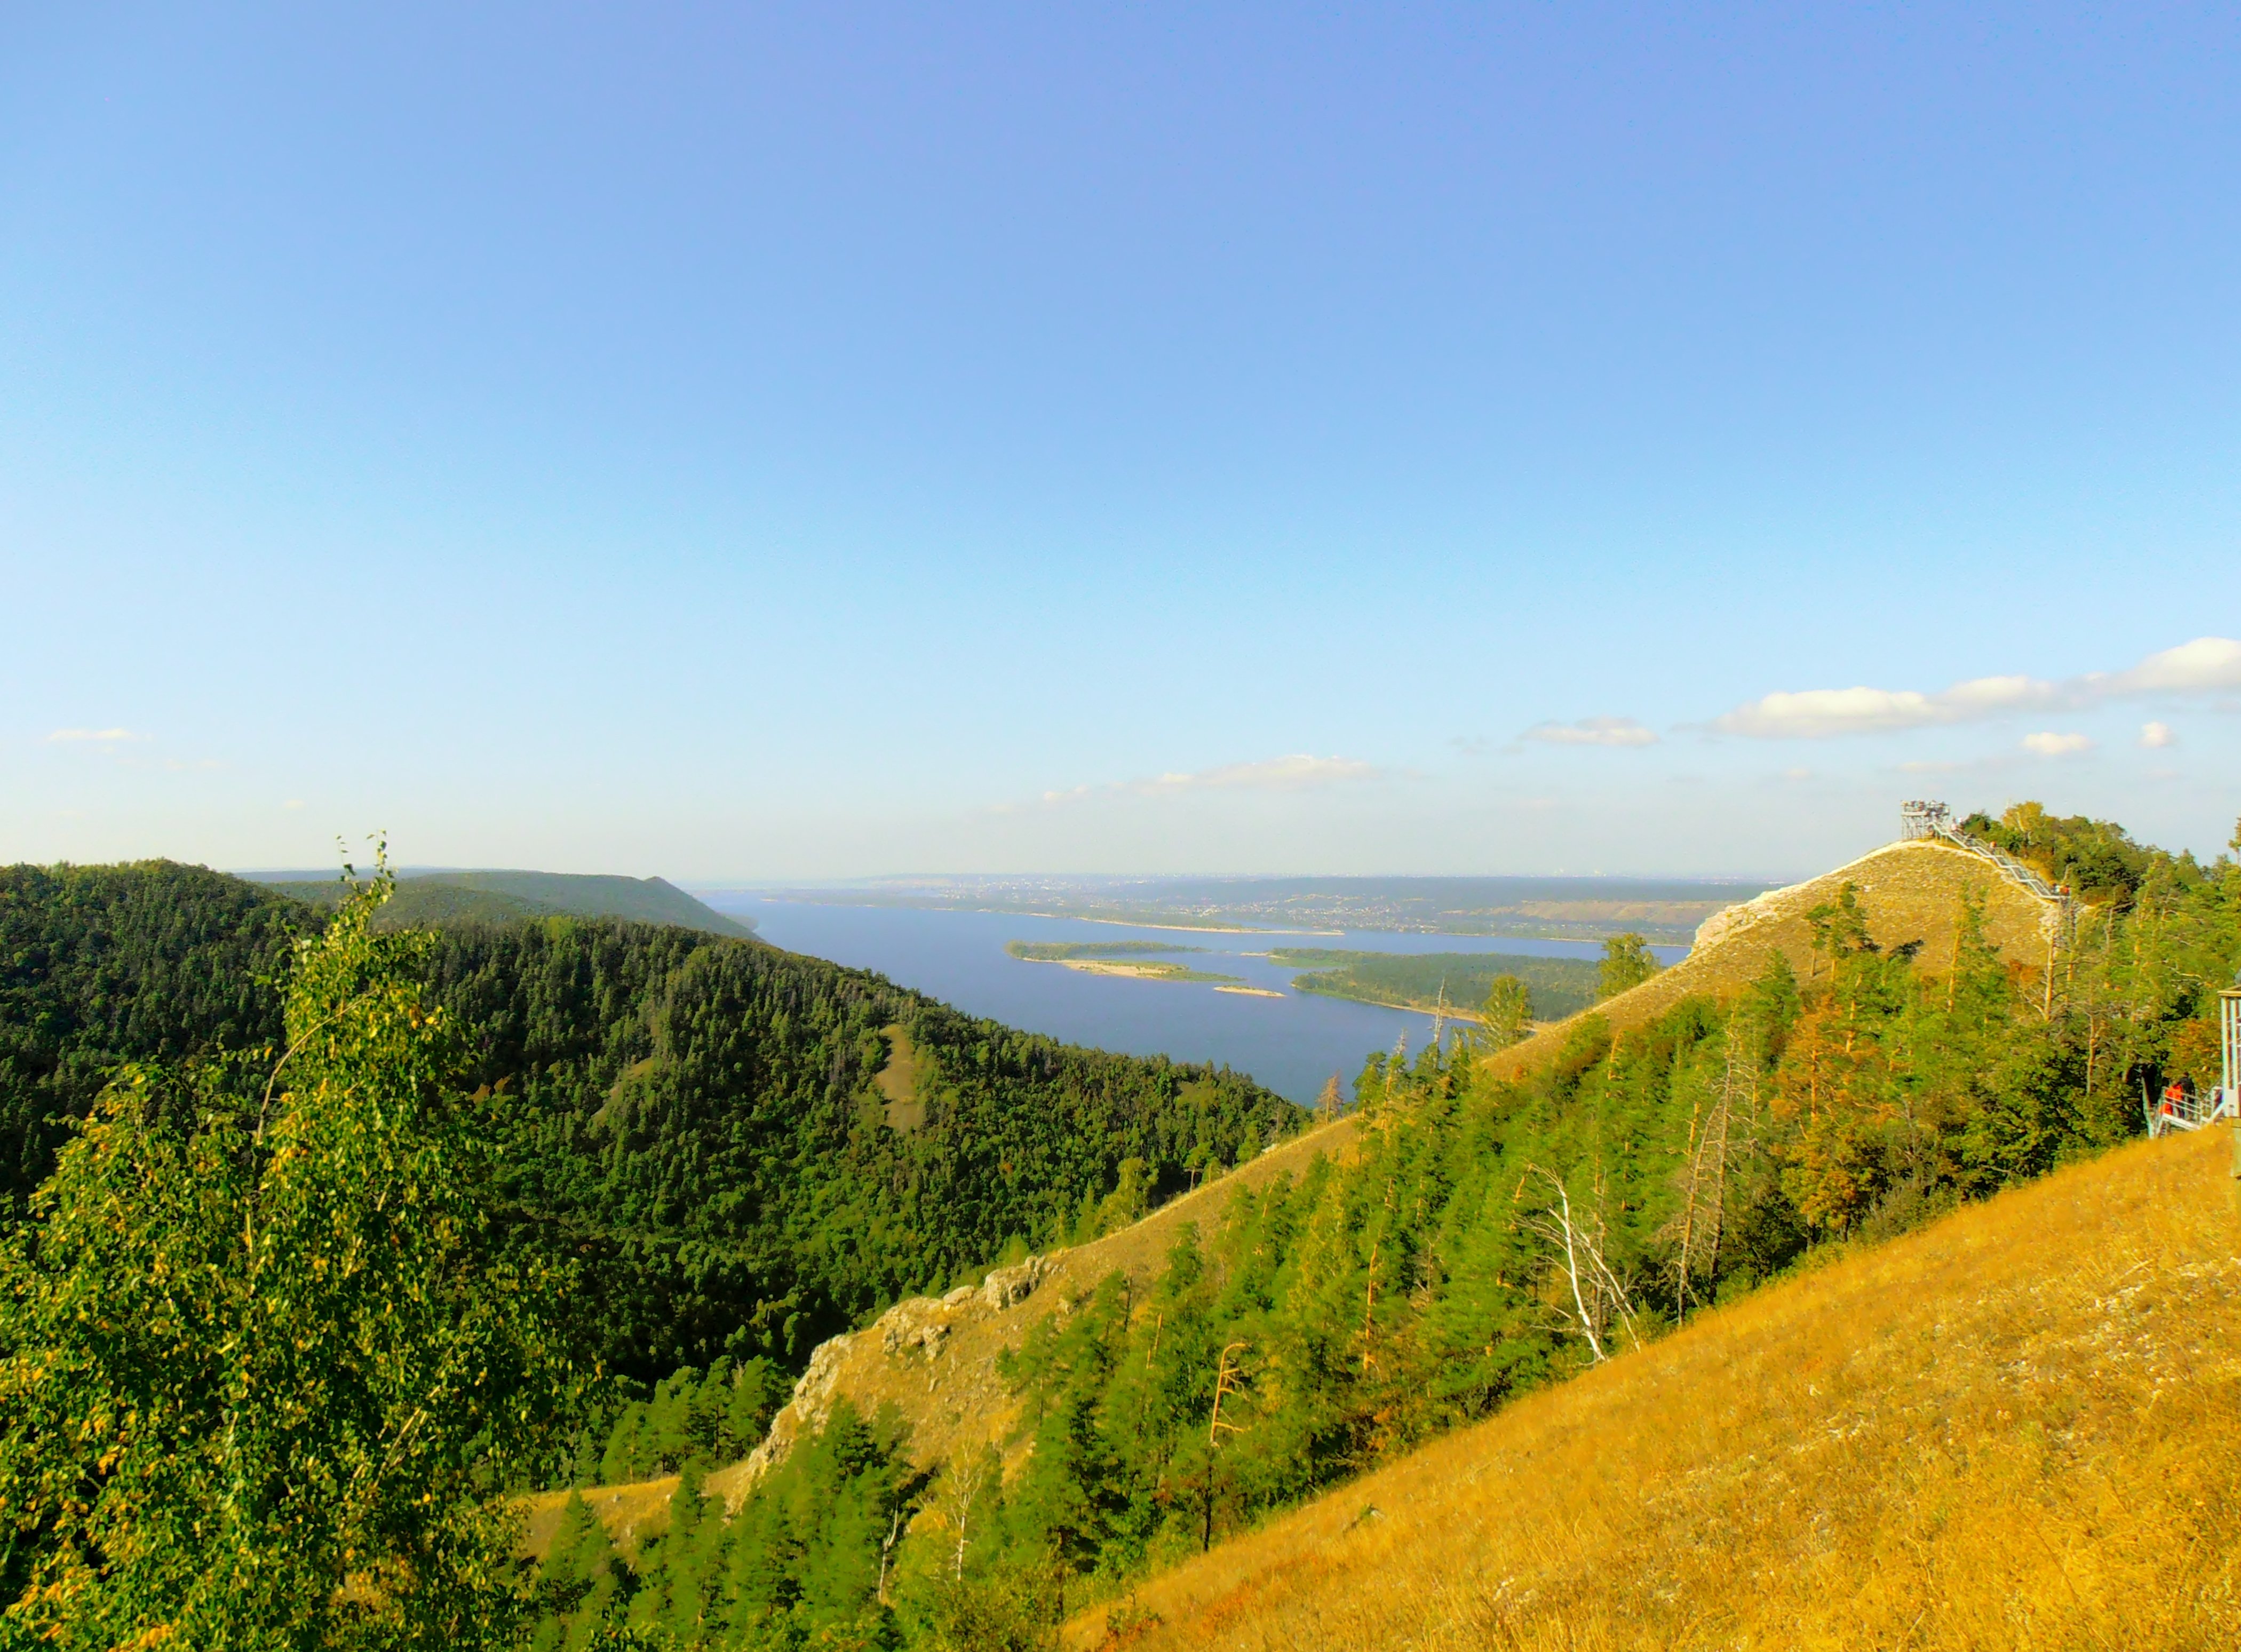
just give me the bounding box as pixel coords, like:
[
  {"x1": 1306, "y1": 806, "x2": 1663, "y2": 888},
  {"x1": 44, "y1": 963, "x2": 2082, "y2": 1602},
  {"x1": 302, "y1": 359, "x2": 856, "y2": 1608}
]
[
  {"x1": 0, "y1": 861, "x2": 1301, "y2": 1378},
  {"x1": 258, "y1": 866, "x2": 755, "y2": 938}
]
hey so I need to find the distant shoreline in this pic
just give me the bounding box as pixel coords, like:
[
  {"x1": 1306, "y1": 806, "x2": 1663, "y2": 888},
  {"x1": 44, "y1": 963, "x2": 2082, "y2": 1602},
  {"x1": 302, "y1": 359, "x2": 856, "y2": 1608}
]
[
  {"x1": 1013, "y1": 910, "x2": 1346, "y2": 936},
  {"x1": 1295, "y1": 986, "x2": 1487, "y2": 1022}
]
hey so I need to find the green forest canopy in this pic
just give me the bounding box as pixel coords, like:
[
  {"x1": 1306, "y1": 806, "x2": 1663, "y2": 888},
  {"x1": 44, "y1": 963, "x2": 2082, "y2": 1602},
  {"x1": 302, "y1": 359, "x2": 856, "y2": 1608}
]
[
  {"x1": 1, "y1": 862, "x2": 1302, "y2": 1383},
  {"x1": 2, "y1": 871, "x2": 575, "y2": 1647}
]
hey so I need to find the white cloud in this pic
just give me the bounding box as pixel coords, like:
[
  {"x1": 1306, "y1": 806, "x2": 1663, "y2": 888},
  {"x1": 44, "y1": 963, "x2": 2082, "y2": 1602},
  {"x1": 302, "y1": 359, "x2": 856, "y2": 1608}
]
[
  {"x1": 2101, "y1": 637, "x2": 2241, "y2": 694},
  {"x1": 1521, "y1": 716, "x2": 1658, "y2": 748},
  {"x1": 2139, "y1": 720, "x2": 2175, "y2": 749},
  {"x1": 2022, "y1": 731, "x2": 2093, "y2": 757},
  {"x1": 1713, "y1": 637, "x2": 2240, "y2": 739},
  {"x1": 1025, "y1": 753, "x2": 1383, "y2": 809},
  {"x1": 1715, "y1": 676, "x2": 2056, "y2": 737},
  {"x1": 46, "y1": 727, "x2": 144, "y2": 743}
]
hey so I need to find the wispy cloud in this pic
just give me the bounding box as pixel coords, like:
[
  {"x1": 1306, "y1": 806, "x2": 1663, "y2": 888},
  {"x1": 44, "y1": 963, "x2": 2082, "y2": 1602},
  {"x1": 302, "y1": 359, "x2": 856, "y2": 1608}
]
[
  {"x1": 1521, "y1": 716, "x2": 1658, "y2": 749},
  {"x1": 1019, "y1": 754, "x2": 1382, "y2": 810},
  {"x1": 47, "y1": 727, "x2": 144, "y2": 743},
  {"x1": 2140, "y1": 720, "x2": 2175, "y2": 749},
  {"x1": 1713, "y1": 637, "x2": 2241, "y2": 739},
  {"x1": 2021, "y1": 731, "x2": 2093, "y2": 757}
]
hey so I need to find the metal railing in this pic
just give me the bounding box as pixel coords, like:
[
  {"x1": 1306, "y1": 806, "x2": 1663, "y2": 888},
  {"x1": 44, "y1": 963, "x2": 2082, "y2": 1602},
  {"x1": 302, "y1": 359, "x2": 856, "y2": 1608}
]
[
  {"x1": 2146, "y1": 1084, "x2": 2239, "y2": 1139},
  {"x1": 1899, "y1": 800, "x2": 2072, "y2": 906}
]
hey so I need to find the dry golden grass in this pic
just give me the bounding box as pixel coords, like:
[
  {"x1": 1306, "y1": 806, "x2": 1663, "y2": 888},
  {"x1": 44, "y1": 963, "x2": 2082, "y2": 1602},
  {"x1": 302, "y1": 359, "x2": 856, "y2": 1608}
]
[
  {"x1": 1068, "y1": 1124, "x2": 2241, "y2": 1651},
  {"x1": 519, "y1": 1473, "x2": 679, "y2": 1561},
  {"x1": 876, "y1": 1022, "x2": 928, "y2": 1133},
  {"x1": 1491, "y1": 840, "x2": 2059, "y2": 1082}
]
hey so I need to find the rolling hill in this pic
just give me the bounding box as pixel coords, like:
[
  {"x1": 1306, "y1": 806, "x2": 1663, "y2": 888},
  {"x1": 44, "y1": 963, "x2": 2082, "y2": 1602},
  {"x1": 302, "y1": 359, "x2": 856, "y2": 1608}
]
[
  {"x1": 1067, "y1": 1121, "x2": 2241, "y2": 1650},
  {"x1": 520, "y1": 1112, "x2": 1368, "y2": 1559},
  {"x1": 255, "y1": 867, "x2": 756, "y2": 937}
]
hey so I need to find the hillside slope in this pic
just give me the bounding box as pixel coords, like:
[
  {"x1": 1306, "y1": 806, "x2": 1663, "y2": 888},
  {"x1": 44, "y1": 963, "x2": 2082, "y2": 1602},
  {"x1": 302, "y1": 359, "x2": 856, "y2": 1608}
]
[
  {"x1": 1070, "y1": 1124, "x2": 2241, "y2": 1650},
  {"x1": 261, "y1": 867, "x2": 756, "y2": 937},
  {"x1": 1491, "y1": 836, "x2": 2059, "y2": 1079},
  {"x1": 522, "y1": 1114, "x2": 1366, "y2": 1555}
]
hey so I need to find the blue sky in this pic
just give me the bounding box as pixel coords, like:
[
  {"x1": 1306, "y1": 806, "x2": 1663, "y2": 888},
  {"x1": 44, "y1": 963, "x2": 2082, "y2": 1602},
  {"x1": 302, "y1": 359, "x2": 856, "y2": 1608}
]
[{"x1": 4, "y1": 4, "x2": 2236, "y2": 880}]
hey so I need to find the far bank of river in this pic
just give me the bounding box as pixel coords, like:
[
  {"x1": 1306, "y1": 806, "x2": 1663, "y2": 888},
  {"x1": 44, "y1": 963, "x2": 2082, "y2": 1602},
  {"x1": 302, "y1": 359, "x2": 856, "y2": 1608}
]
[{"x1": 698, "y1": 894, "x2": 1686, "y2": 1105}]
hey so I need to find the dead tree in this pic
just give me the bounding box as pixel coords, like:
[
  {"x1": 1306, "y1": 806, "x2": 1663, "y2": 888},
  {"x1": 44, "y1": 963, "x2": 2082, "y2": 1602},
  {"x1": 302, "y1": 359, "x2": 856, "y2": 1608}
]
[
  {"x1": 1201, "y1": 1341, "x2": 1250, "y2": 1552},
  {"x1": 1663, "y1": 1020, "x2": 1750, "y2": 1321},
  {"x1": 878, "y1": 1503, "x2": 905, "y2": 1603},
  {"x1": 1515, "y1": 1165, "x2": 1639, "y2": 1362},
  {"x1": 937, "y1": 1448, "x2": 994, "y2": 1582}
]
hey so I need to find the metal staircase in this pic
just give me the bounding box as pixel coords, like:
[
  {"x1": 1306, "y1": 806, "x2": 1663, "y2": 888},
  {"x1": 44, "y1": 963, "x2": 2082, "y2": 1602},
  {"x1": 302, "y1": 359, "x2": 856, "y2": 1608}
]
[{"x1": 1898, "y1": 800, "x2": 2073, "y2": 906}]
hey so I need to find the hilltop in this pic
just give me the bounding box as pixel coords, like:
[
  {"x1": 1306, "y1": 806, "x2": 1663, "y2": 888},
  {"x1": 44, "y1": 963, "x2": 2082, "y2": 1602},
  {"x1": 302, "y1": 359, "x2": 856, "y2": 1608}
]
[
  {"x1": 1488, "y1": 835, "x2": 2062, "y2": 1080},
  {"x1": 1069, "y1": 1122, "x2": 2241, "y2": 1650},
  {"x1": 255, "y1": 865, "x2": 756, "y2": 937}
]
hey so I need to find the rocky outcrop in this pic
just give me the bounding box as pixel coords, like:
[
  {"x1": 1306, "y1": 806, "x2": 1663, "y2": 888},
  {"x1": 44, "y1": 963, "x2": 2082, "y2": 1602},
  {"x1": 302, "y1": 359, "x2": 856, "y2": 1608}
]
[
  {"x1": 981, "y1": 1254, "x2": 1051, "y2": 1311},
  {"x1": 714, "y1": 1253, "x2": 1055, "y2": 1507}
]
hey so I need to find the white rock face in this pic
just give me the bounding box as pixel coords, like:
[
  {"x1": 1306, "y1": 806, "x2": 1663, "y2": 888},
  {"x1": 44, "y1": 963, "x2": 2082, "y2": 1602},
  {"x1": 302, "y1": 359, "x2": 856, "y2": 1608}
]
[
  {"x1": 735, "y1": 1328, "x2": 860, "y2": 1489},
  {"x1": 1691, "y1": 899, "x2": 1766, "y2": 954},
  {"x1": 981, "y1": 1254, "x2": 1050, "y2": 1311},
  {"x1": 728, "y1": 1252, "x2": 1056, "y2": 1501}
]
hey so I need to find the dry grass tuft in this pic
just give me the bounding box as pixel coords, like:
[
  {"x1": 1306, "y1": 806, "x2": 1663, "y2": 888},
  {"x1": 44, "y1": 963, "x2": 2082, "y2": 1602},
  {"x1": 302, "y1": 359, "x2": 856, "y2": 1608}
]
[{"x1": 1066, "y1": 1125, "x2": 2241, "y2": 1650}]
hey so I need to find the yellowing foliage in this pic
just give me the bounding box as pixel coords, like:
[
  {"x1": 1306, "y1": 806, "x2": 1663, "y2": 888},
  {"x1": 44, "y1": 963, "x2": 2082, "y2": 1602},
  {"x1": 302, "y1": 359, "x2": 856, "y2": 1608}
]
[{"x1": 1070, "y1": 1126, "x2": 2241, "y2": 1650}]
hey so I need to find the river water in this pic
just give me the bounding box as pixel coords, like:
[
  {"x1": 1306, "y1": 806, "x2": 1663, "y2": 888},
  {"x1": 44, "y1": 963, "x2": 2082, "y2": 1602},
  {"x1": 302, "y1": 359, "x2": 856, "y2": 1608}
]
[{"x1": 697, "y1": 894, "x2": 1688, "y2": 1105}]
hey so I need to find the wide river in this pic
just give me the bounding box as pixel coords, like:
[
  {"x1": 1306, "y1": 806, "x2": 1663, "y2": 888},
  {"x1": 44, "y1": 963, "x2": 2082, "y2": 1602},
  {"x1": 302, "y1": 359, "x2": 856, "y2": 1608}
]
[{"x1": 698, "y1": 895, "x2": 1688, "y2": 1105}]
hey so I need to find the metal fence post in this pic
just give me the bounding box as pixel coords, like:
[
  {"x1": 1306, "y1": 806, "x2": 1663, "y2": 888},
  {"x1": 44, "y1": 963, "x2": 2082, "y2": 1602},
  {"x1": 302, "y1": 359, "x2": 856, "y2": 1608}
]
[{"x1": 2225, "y1": 987, "x2": 2241, "y2": 1214}]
